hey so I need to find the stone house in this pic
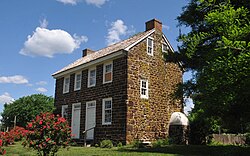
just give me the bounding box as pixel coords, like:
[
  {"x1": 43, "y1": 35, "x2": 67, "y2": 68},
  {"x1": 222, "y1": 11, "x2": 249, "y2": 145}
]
[{"x1": 52, "y1": 19, "x2": 183, "y2": 144}]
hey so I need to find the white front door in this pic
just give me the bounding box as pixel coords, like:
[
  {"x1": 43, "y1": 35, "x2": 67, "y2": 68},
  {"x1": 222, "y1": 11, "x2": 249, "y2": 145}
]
[
  {"x1": 71, "y1": 103, "x2": 81, "y2": 139},
  {"x1": 85, "y1": 101, "x2": 96, "y2": 140}
]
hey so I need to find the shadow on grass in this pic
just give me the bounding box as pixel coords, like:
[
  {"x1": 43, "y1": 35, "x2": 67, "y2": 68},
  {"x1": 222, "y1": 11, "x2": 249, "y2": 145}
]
[{"x1": 118, "y1": 145, "x2": 250, "y2": 156}]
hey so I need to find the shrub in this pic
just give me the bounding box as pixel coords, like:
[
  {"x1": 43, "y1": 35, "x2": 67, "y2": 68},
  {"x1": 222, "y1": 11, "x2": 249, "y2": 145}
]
[
  {"x1": 152, "y1": 138, "x2": 169, "y2": 148},
  {"x1": 245, "y1": 133, "x2": 250, "y2": 145},
  {"x1": 100, "y1": 140, "x2": 113, "y2": 148},
  {"x1": 117, "y1": 142, "x2": 123, "y2": 147},
  {"x1": 0, "y1": 132, "x2": 14, "y2": 146},
  {"x1": 9, "y1": 126, "x2": 28, "y2": 141},
  {"x1": 131, "y1": 140, "x2": 144, "y2": 148},
  {"x1": 0, "y1": 140, "x2": 6, "y2": 155},
  {"x1": 23, "y1": 112, "x2": 72, "y2": 156}
]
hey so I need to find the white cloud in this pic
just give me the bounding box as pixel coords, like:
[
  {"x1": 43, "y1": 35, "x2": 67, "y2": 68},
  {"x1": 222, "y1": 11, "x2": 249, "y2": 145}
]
[
  {"x1": 56, "y1": 0, "x2": 79, "y2": 5},
  {"x1": 26, "y1": 83, "x2": 33, "y2": 87},
  {"x1": 0, "y1": 92, "x2": 14, "y2": 104},
  {"x1": 85, "y1": 0, "x2": 108, "y2": 7},
  {"x1": 20, "y1": 25, "x2": 88, "y2": 58},
  {"x1": 0, "y1": 75, "x2": 28, "y2": 84},
  {"x1": 106, "y1": 19, "x2": 135, "y2": 45},
  {"x1": 162, "y1": 24, "x2": 170, "y2": 30},
  {"x1": 36, "y1": 81, "x2": 47, "y2": 86},
  {"x1": 36, "y1": 87, "x2": 48, "y2": 93},
  {"x1": 56, "y1": 0, "x2": 108, "y2": 7},
  {"x1": 39, "y1": 18, "x2": 48, "y2": 28}
]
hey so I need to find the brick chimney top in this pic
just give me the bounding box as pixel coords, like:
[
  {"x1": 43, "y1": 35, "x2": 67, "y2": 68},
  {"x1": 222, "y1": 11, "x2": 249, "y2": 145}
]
[
  {"x1": 145, "y1": 19, "x2": 162, "y2": 32},
  {"x1": 82, "y1": 48, "x2": 95, "y2": 57}
]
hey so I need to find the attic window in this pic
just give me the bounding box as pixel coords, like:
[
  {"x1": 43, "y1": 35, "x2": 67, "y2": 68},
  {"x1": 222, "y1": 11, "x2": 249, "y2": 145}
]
[
  {"x1": 162, "y1": 43, "x2": 169, "y2": 53},
  {"x1": 147, "y1": 37, "x2": 154, "y2": 56}
]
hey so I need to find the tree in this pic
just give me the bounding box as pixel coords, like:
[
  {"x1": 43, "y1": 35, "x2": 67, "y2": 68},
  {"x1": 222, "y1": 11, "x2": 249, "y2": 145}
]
[
  {"x1": 176, "y1": 0, "x2": 250, "y2": 142},
  {"x1": 1, "y1": 94, "x2": 54, "y2": 128}
]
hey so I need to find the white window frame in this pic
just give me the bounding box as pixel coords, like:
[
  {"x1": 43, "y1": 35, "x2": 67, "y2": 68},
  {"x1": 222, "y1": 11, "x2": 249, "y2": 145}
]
[
  {"x1": 140, "y1": 79, "x2": 148, "y2": 99},
  {"x1": 63, "y1": 76, "x2": 70, "y2": 94},
  {"x1": 74, "y1": 72, "x2": 82, "y2": 91},
  {"x1": 88, "y1": 67, "x2": 96, "y2": 87},
  {"x1": 162, "y1": 43, "x2": 169, "y2": 53},
  {"x1": 102, "y1": 98, "x2": 112, "y2": 125},
  {"x1": 147, "y1": 37, "x2": 154, "y2": 56},
  {"x1": 103, "y1": 61, "x2": 113, "y2": 84},
  {"x1": 61, "y1": 105, "x2": 68, "y2": 119}
]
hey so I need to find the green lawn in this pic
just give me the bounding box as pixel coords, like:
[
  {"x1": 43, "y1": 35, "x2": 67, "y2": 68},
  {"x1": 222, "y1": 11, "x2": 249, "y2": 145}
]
[{"x1": 4, "y1": 142, "x2": 250, "y2": 156}]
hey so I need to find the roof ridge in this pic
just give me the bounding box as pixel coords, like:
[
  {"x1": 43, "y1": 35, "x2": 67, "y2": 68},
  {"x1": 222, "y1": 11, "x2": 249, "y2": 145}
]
[{"x1": 52, "y1": 29, "x2": 155, "y2": 77}]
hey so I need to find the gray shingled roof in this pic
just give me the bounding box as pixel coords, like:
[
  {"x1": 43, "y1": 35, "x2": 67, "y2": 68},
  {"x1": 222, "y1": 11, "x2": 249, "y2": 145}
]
[{"x1": 52, "y1": 29, "x2": 154, "y2": 77}]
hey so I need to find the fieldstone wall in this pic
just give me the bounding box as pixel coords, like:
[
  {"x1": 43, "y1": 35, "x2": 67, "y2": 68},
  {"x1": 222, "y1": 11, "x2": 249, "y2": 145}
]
[
  {"x1": 126, "y1": 30, "x2": 183, "y2": 144},
  {"x1": 54, "y1": 56, "x2": 128, "y2": 144}
]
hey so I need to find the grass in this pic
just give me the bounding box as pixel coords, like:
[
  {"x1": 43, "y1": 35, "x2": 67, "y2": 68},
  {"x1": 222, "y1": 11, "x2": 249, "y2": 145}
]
[{"x1": 3, "y1": 142, "x2": 250, "y2": 156}]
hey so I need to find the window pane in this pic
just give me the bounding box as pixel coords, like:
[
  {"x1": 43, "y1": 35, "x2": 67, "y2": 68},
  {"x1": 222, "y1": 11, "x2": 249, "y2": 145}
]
[
  {"x1": 105, "y1": 73, "x2": 112, "y2": 82},
  {"x1": 90, "y1": 77, "x2": 95, "y2": 86},
  {"x1": 76, "y1": 74, "x2": 81, "y2": 81},
  {"x1": 76, "y1": 82, "x2": 80, "y2": 89},
  {"x1": 148, "y1": 38, "x2": 152, "y2": 47},
  {"x1": 148, "y1": 47, "x2": 152, "y2": 54},
  {"x1": 142, "y1": 81, "x2": 146, "y2": 88},
  {"x1": 65, "y1": 78, "x2": 69, "y2": 84},
  {"x1": 105, "y1": 110, "x2": 112, "y2": 123},
  {"x1": 105, "y1": 64, "x2": 112, "y2": 73},
  {"x1": 90, "y1": 70, "x2": 95, "y2": 77},
  {"x1": 105, "y1": 101, "x2": 111, "y2": 109}
]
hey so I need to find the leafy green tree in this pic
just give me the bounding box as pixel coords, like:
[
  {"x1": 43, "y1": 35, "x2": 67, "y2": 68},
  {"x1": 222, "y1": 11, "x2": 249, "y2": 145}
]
[
  {"x1": 1, "y1": 94, "x2": 54, "y2": 128},
  {"x1": 175, "y1": 0, "x2": 250, "y2": 142}
]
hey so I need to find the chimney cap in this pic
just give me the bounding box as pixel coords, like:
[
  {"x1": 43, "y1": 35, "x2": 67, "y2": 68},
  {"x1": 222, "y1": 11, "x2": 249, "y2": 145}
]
[{"x1": 145, "y1": 19, "x2": 162, "y2": 32}]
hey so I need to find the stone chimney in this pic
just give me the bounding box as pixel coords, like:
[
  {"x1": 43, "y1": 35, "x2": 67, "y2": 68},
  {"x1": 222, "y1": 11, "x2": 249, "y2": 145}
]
[
  {"x1": 145, "y1": 19, "x2": 162, "y2": 32},
  {"x1": 82, "y1": 48, "x2": 95, "y2": 57}
]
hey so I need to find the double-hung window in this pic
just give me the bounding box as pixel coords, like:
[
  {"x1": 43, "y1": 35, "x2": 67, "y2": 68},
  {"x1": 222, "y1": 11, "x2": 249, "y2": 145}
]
[
  {"x1": 147, "y1": 37, "x2": 154, "y2": 56},
  {"x1": 103, "y1": 62, "x2": 113, "y2": 84},
  {"x1": 102, "y1": 98, "x2": 112, "y2": 125},
  {"x1": 63, "y1": 76, "x2": 70, "y2": 93},
  {"x1": 88, "y1": 67, "x2": 96, "y2": 87},
  {"x1": 140, "y1": 79, "x2": 148, "y2": 99},
  {"x1": 74, "y1": 72, "x2": 82, "y2": 91}
]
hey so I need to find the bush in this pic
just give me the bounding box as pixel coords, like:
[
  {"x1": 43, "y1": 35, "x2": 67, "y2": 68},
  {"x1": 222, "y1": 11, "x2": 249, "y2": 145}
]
[
  {"x1": 9, "y1": 126, "x2": 28, "y2": 141},
  {"x1": 245, "y1": 133, "x2": 250, "y2": 145},
  {"x1": 0, "y1": 140, "x2": 6, "y2": 155},
  {"x1": 152, "y1": 138, "x2": 169, "y2": 148},
  {"x1": 23, "y1": 112, "x2": 71, "y2": 156},
  {"x1": 0, "y1": 132, "x2": 14, "y2": 146},
  {"x1": 100, "y1": 140, "x2": 113, "y2": 148},
  {"x1": 131, "y1": 140, "x2": 144, "y2": 148},
  {"x1": 117, "y1": 142, "x2": 123, "y2": 147}
]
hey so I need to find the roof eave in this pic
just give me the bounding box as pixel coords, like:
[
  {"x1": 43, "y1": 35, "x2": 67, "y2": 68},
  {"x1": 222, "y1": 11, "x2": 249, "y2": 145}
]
[{"x1": 52, "y1": 50, "x2": 126, "y2": 79}]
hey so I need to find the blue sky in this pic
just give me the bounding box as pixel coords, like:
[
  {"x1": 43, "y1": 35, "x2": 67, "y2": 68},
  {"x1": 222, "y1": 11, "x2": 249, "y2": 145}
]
[{"x1": 0, "y1": 0, "x2": 193, "y2": 114}]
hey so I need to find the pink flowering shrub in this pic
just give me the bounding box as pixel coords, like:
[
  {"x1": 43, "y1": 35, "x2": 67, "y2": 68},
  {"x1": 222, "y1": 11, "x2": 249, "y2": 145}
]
[
  {"x1": 0, "y1": 140, "x2": 6, "y2": 155},
  {"x1": 10, "y1": 126, "x2": 28, "y2": 141},
  {"x1": 23, "y1": 112, "x2": 71, "y2": 156},
  {"x1": 0, "y1": 132, "x2": 14, "y2": 146}
]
